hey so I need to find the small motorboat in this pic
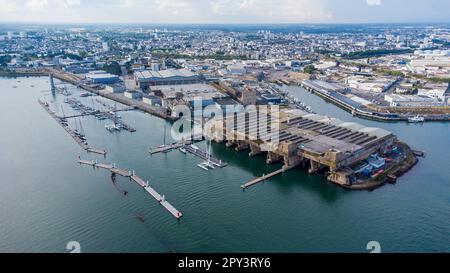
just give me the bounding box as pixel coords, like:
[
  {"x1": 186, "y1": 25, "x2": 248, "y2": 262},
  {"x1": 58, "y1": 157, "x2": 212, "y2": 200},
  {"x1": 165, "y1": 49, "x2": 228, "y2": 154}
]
[
  {"x1": 179, "y1": 147, "x2": 187, "y2": 154},
  {"x1": 190, "y1": 144, "x2": 200, "y2": 150},
  {"x1": 105, "y1": 124, "x2": 121, "y2": 132},
  {"x1": 408, "y1": 115, "x2": 425, "y2": 123}
]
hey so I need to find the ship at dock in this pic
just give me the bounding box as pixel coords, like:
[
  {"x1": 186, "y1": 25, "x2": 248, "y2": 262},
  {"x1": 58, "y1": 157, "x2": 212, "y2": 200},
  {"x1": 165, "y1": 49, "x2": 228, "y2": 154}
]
[{"x1": 408, "y1": 115, "x2": 425, "y2": 123}]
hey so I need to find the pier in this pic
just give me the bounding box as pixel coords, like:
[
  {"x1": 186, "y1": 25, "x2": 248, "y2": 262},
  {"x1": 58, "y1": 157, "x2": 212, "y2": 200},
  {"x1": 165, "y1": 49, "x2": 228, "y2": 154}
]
[
  {"x1": 242, "y1": 169, "x2": 284, "y2": 189},
  {"x1": 86, "y1": 148, "x2": 107, "y2": 156},
  {"x1": 149, "y1": 143, "x2": 181, "y2": 155},
  {"x1": 64, "y1": 98, "x2": 136, "y2": 133},
  {"x1": 38, "y1": 99, "x2": 107, "y2": 155},
  {"x1": 77, "y1": 159, "x2": 183, "y2": 219}
]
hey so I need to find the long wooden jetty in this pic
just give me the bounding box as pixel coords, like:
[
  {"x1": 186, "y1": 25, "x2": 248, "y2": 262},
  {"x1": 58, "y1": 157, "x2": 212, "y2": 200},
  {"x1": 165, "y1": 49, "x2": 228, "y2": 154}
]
[
  {"x1": 241, "y1": 169, "x2": 284, "y2": 189},
  {"x1": 77, "y1": 159, "x2": 183, "y2": 219},
  {"x1": 38, "y1": 99, "x2": 107, "y2": 156},
  {"x1": 241, "y1": 165, "x2": 298, "y2": 189}
]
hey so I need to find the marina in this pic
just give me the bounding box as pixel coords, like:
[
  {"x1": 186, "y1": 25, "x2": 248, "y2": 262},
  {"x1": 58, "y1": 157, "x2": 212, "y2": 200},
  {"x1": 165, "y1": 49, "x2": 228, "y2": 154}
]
[
  {"x1": 63, "y1": 97, "x2": 137, "y2": 133},
  {"x1": 38, "y1": 99, "x2": 107, "y2": 155},
  {"x1": 1, "y1": 17, "x2": 450, "y2": 254},
  {"x1": 150, "y1": 142, "x2": 228, "y2": 169},
  {"x1": 77, "y1": 158, "x2": 183, "y2": 219},
  {"x1": 1, "y1": 57, "x2": 449, "y2": 254}
]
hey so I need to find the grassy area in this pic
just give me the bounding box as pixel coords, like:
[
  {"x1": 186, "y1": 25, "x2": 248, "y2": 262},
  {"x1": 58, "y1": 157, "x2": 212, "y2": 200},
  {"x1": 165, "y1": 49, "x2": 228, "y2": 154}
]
[{"x1": 342, "y1": 49, "x2": 414, "y2": 60}]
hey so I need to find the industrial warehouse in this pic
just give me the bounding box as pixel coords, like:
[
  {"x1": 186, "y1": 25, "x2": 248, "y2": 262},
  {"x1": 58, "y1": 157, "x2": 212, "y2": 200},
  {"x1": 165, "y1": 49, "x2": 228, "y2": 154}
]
[
  {"x1": 206, "y1": 107, "x2": 417, "y2": 189},
  {"x1": 134, "y1": 68, "x2": 201, "y2": 90}
]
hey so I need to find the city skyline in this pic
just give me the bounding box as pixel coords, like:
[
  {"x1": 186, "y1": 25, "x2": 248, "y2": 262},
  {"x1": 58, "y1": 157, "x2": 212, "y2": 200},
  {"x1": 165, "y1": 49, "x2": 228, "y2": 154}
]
[{"x1": 0, "y1": 0, "x2": 449, "y2": 24}]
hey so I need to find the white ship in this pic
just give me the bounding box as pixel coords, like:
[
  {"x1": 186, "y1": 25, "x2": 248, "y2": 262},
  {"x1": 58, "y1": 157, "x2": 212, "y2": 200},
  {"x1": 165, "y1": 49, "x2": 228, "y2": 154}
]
[{"x1": 408, "y1": 115, "x2": 425, "y2": 123}]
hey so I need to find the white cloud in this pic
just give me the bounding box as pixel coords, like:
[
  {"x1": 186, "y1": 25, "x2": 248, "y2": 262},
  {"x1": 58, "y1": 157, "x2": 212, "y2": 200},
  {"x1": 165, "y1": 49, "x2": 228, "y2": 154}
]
[
  {"x1": 64, "y1": 0, "x2": 81, "y2": 7},
  {"x1": 120, "y1": 0, "x2": 136, "y2": 8},
  {"x1": 239, "y1": 0, "x2": 257, "y2": 11},
  {"x1": 210, "y1": 0, "x2": 332, "y2": 22},
  {"x1": 26, "y1": 0, "x2": 48, "y2": 11},
  {"x1": 0, "y1": 0, "x2": 444, "y2": 24},
  {"x1": 156, "y1": 0, "x2": 188, "y2": 10},
  {"x1": 367, "y1": 0, "x2": 382, "y2": 6},
  {"x1": 0, "y1": 0, "x2": 17, "y2": 12},
  {"x1": 25, "y1": 0, "x2": 80, "y2": 11}
]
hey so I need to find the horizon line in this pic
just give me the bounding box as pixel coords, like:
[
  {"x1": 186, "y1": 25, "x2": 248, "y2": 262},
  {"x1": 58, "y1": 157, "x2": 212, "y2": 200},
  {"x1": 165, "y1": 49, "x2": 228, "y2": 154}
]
[{"x1": 1, "y1": 21, "x2": 450, "y2": 26}]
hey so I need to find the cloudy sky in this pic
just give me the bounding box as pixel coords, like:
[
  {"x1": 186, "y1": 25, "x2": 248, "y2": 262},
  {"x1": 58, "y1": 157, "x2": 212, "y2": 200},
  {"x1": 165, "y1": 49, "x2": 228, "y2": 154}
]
[{"x1": 0, "y1": 0, "x2": 448, "y2": 24}]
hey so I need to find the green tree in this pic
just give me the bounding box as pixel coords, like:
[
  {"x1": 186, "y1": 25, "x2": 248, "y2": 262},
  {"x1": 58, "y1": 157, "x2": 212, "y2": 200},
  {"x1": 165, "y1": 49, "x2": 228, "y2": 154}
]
[
  {"x1": 304, "y1": 65, "x2": 316, "y2": 74},
  {"x1": 102, "y1": 61, "x2": 122, "y2": 76}
]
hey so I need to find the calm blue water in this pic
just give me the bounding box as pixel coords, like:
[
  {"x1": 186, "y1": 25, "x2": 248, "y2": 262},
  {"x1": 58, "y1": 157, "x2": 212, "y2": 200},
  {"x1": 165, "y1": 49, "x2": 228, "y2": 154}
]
[{"x1": 0, "y1": 77, "x2": 448, "y2": 253}]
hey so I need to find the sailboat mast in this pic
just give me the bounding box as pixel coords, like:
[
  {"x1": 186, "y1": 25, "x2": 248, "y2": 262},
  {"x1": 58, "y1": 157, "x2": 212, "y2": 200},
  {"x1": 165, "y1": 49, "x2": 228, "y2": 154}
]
[
  {"x1": 79, "y1": 118, "x2": 84, "y2": 135},
  {"x1": 163, "y1": 122, "x2": 167, "y2": 145},
  {"x1": 114, "y1": 103, "x2": 117, "y2": 126},
  {"x1": 208, "y1": 139, "x2": 212, "y2": 163}
]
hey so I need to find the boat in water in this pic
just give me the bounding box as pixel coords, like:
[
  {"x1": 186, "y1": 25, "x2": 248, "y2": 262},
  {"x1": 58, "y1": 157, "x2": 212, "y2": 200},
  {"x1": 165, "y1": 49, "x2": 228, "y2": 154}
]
[
  {"x1": 197, "y1": 140, "x2": 215, "y2": 171},
  {"x1": 190, "y1": 144, "x2": 200, "y2": 150},
  {"x1": 179, "y1": 147, "x2": 187, "y2": 154},
  {"x1": 408, "y1": 115, "x2": 425, "y2": 123},
  {"x1": 80, "y1": 92, "x2": 92, "y2": 98},
  {"x1": 105, "y1": 124, "x2": 121, "y2": 132}
]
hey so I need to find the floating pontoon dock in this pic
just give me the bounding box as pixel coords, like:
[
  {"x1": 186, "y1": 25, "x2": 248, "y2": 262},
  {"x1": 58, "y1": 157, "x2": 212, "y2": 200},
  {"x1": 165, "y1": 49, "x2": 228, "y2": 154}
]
[
  {"x1": 241, "y1": 169, "x2": 284, "y2": 189},
  {"x1": 77, "y1": 158, "x2": 183, "y2": 219},
  {"x1": 39, "y1": 99, "x2": 107, "y2": 156}
]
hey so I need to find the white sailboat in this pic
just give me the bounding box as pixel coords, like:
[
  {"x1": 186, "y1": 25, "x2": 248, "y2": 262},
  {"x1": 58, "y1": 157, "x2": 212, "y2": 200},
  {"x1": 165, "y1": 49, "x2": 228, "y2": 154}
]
[
  {"x1": 149, "y1": 122, "x2": 172, "y2": 154},
  {"x1": 197, "y1": 139, "x2": 215, "y2": 171},
  {"x1": 179, "y1": 138, "x2": 187, "y2": 154},
  {"x1": 106, "y1": 104, "x2": 122, "y2": 132}
]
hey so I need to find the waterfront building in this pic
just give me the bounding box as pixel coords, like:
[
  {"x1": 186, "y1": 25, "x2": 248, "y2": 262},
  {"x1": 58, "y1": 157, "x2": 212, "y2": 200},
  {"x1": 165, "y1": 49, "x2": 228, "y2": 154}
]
[
  {"x1": 134, "y1": 69, "x2": 201, "y2": 91},
  {"x1": 384, "y1": 94, "x2": 445, "y2": 107},
  {"x1": 155, "y1": 83, "x2": 226, "y2": 108},
  {"x1": 346, "y1": 75, "x2": 397, "y2": 93},
  {"x1": 105, "y1": 83, "x2": 126, "y2": 94},
  {"x1": 302, "y1": 80, "x2": 348, "y2": 94},
  {"x1": 143, "y1": 95, "x2": 162, "y2": 107},
  {"x1": 124, "y1": 90, "x2": 143, "y2": 100},
  {"x1": 418, "y1": 82, "x2": 450, "y2": 101},
  {"x1": 206, "y1": 107, "x2": 397, "y2": 187},
  {"x1": 86, "y1": 71, "x2": 120, "y2": 84}
]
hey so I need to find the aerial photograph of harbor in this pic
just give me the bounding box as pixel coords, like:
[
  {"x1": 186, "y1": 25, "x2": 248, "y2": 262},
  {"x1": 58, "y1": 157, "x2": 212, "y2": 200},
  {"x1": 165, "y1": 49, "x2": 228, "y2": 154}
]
[{"x1": 0, "y1": 0, "x2": 449, "y2": 262}]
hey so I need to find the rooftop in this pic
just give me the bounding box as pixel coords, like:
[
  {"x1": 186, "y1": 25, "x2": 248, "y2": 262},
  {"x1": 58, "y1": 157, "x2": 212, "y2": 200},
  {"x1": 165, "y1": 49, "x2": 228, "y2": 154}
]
[{"x1": 135, "y1": 68, "x2": 197, "y2": 80}]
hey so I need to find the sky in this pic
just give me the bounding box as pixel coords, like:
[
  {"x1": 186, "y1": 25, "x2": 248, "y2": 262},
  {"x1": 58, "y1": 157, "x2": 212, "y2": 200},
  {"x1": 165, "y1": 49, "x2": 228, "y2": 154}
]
[{"x1": 0, "y1": 0, "x2": 448, "y2": 24}]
